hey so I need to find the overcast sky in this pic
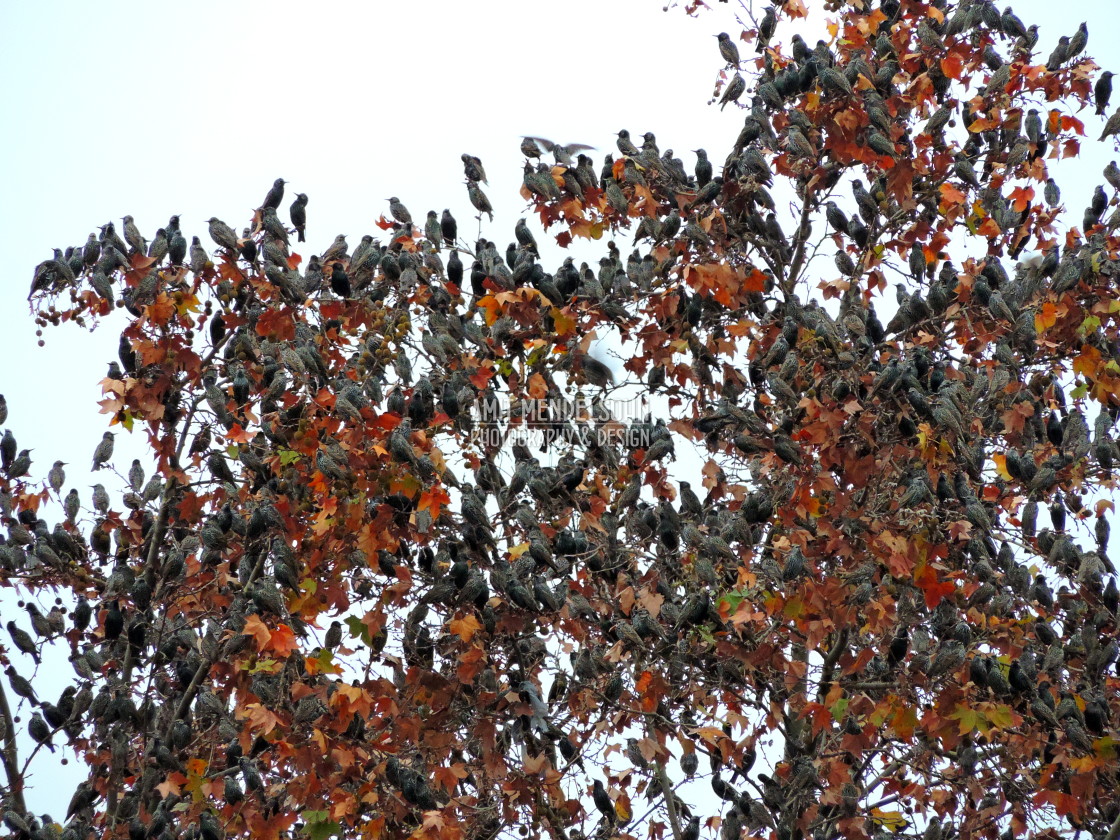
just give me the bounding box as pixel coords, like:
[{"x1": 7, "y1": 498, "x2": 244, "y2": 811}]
[{"x1": 2, "y1": 0, "x2": 1119, "y2": 819}]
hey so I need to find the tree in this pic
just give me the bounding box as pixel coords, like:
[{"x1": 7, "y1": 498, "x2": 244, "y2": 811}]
[{"x1": 3, "y1": 0, "x2": 1120, "y2": 838}]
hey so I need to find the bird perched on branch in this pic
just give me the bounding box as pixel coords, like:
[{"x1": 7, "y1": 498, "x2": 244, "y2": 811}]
[
  {"x1": 462, "y1": 153, "x2": 488, "y2": 184},
  {"x1": 289, "y1": 193, "x2": 308, "y2": 242},
  {"x1": 91, "y1": 431, "x2": 114, "y2": 471},
  {"x1": 716, "y1": 32, "x2": 741, "y2": 68},
  {"x1": 261, "y1": 178, "x2": 286, "y2": 210},
  {"x1": 467, "y1": 182, "x2": 494, "y2": 221},
  {"x1": 388, "y1": 197, "x2": 413, "y2": 227}
]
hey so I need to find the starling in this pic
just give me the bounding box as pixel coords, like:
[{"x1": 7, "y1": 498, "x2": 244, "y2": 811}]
[
  {"x1": 289, "y1": 193, "x2": 308, "y2": 242},
  {"x1": 467, "y1": 182, "x2": 494, "y2": 221},
  {"x1": 462, "y1": 153, "x2": 488, "y2": 184},
  {"x1": 262, "y1": 177, "x2": 286, "y2": 210},
  {"x1": 1100, "y1": 108, "x2": 1120, "y2": 143},
  {"x1": 63, "y1": 488, "x2": 80, "y2": 522},
  {"x1": 8, "y1": 448, "x2": 31, "y2": 477},
  {"x1": 47, "y1": 460, "x2": 66, "y2": 495},
  {"x1": 954, "y1": 155, "x2": 982, "y2": 190},
  {"x1": 91, "y1": 431, "x2": 114, "y2": 471},
  {"x1": 102, "y1": 601, "x2": 124, "y2": 640},
  {"x1": 72, "y1": 597, "x2": 91, "y2": 631},
  {"x1": 1067, "y1": 21, "x2": 1087, "y2": 58},
  {"x1": 26, "y1": 604, "x2": 50, "y2": 637},
  {"x1": 126, "y1": 458, "x2": 144, "y2": 493},
  {"x1": 1096, "y1": 71, "x2": 1115, "y2": 116},
  {"x1": 514, "y1": 218, "x2": 538, "y2": 256},
  {"x1": 441, "y1": 209, "x2": 458, "y2": 245},
  {"x1": 200, "y1": 812, "x2": 224, "y2": 840},
  {"x1": 423, "y1": 210, "x2": 442, "y2": 248},
  {"x1": 716, "y1": 32, "x2": 741, "y2": 67},
  {"x1": 148, "y1": 228, "x2": 169, "y2": 262},
  {"x1": 5, "y1": 618, "x2": 38, "y2": 663},
  {"x1": 1046, "y1": 411, "x2": 1063, "y2": 446},
  {"x1": 207, "y1": 217, "x2": 240, "y2": 252},
  {"x1": 1105, "y1": 161, "x2": 1120, "y2": 192},
  {"x1": 1001, "y1": 6, "x2": 1027, "y2": 41},
  {"x1": 756, "y1": 6, "x2": 777, "y2": 52},
  {"x1": 91, "y1": 483, "x2": 110, "y2": 514},
  {"x1": 694, "y1": 149, "x2": 712, "y2": 188},
  {"x1": 824, "y1": 201, "x2": 850, "y2": 236},
  {"x1": 293, "y1": 694, "x2": 328, "y2": 724},
  {"x1": 324, "y1": 620, "x2": 342, "y2": 649},
  {"x1": 321, "y1": 234, "x2": 348, "y2": 264},
  {"x1": 66, "y1": 782, "x2": 97, "y2": 820},
  {"x1": 189, "y1": 236, "x2": 209, "y2": 273},
  {"x1": 592, "y1": 780, "x2": 615, "y2": 821},
  {"x1": 388, "y1": 197, "x2": 412, "y2": 226},
  {"x1": 6, "y1": 665, "x2": 38, "y2": 705},
  {"x1": 122, "y1": 215, "x2": 146, "y2": 254},
  {"x1": 720, "y1": 72, "x2": 746, "y2": 110},
  {"x1": 168, "y1": 229, "x2": 187, "y2": 265},
  {"x1": 28, "y1": 711, "x2": 54, "y2": 752},
  {"x1": 688, "y1": 176, "x2": 723, "y2": 210},
  {"x1": 615, "y1": 129, "x2": 641, "y2": 157},
  {"x1": 328, "y1": 263, "x2": 351, "y2": 298}
]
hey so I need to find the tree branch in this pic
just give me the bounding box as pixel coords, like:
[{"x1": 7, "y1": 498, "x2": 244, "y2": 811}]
[{"x1": 0, "y1": 677, "x2": 26, "y2": 816}]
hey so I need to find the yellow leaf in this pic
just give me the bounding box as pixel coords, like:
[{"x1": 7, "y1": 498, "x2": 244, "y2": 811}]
[
  {"x1": 871, "y1": 809, "x2": 908, "y2": 830},
  {"x1": 614, "y1": 795, "x2": 632, "y2": 824}
]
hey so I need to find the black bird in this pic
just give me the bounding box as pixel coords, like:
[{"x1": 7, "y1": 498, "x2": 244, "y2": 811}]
[
  {"x1": 441, "y1": 209, "x2": 458, "y2": 245},
  {"x1": 324, "y1": 620, "x2": 342, "y2": 649},
  {"x1": 290, "y1": 193, "x2": 308, "y2": 242},
  {"x1": 103, "y1": 601, "x2": 124, "y2": 641},
  {"x1": 1096, "y1": 71, "x2": 1115, "y2": 116},
  {"x1": 592, "y1": 779, "x2": 615, "y2": 821},
  {"x1": 462, "y1": 153, "x2": 488, "y2": 184},
  {"x1": 694, "y1": 149, "x2": 712, "y2": 187},
  {"x1": 756, "y1": 6, "x2": 777, "y2": 53},
  {"x1": 688, "y1": 176, "x2": 723, "y2": 210},
  {"x1": 262, "y1": 178, "x2": 286, "y2": 210},
  {"x1": 1046, "y1": 411, "x2": 1063, "y2": 446},
  {"x1": 330, "y1": 263, "x2": 351, "y2": 298}
]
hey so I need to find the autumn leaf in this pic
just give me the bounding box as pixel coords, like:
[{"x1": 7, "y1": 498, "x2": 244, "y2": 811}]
[{"x1": 449, "y1": 614, "x2": 482, "y2": 642}]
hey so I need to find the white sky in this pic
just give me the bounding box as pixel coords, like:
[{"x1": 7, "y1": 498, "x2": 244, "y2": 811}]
[{"x1": 1, "y1": 0, "x2": 1119, "y2": 821}]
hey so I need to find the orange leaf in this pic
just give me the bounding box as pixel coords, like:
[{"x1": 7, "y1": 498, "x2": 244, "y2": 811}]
[
  {"x1": 477, "y1": 294, "x2": 502, "y2": 326},
  {"x1": 225, "y1": 423, "x2": 251, "y2": 444},
  {"x1": 243, "y1": 614, "x2": 273, "y2": 650},
  {"x1": 527, "y1": 372, "x2": 548, "y2": 400},
  {"x1": 267, "y1": 623, "x2": 298, "y2": 657},
  {"x1": 939, "y1": 183, "x2": 967, "y2": 206},
  {"x1": 941, "y1": 53, "x2": 963, "y2": 80},
  {"x1": 1009, "y1": 186, "x2": 1034, "y2": 213},
  {"x1": 977, "y1": 218, "x2": 1002, "y2": 238},
  {"x1": 1035, "y1": 301, "x2": 1057, "y2": 331},
  {"x1": 449, "y1": 614, "x2": 482, "y2": 642}
]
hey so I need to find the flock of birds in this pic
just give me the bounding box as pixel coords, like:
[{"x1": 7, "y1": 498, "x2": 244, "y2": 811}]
[{"x1": 6, "y1": 0, "x2": 1120, "y2": 838}]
